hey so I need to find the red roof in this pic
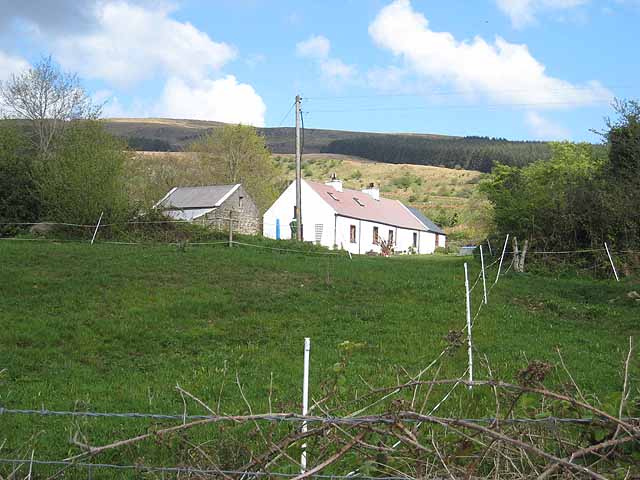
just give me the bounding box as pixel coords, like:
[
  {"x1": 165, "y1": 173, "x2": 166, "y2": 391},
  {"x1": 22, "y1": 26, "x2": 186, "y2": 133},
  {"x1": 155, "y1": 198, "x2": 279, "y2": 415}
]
[{"x1": 306, "y1": 180, "x2": 426, "y2": 231}]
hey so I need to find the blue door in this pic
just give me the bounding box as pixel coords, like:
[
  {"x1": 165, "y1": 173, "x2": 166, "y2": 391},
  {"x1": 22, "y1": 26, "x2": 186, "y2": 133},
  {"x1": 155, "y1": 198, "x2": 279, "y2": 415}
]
[{"x1": 276, "y1": 219, "x2": 280, "y2": 240}]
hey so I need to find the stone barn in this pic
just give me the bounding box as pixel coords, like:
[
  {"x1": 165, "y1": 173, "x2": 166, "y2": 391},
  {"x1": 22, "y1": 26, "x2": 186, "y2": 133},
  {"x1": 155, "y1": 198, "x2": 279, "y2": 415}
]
[{"x1": 155, "y1": 185, "x2": 260, "y2": 235}]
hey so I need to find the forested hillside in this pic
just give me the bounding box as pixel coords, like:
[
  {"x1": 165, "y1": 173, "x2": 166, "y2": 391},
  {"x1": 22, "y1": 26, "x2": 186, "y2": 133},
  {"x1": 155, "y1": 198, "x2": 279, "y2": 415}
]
[
  {"x1": 99, "y1": 118, "x2": 557, "y2": 173},
  {"x1": 322, "y1": 136, "x2": 553, "y2": 173}
]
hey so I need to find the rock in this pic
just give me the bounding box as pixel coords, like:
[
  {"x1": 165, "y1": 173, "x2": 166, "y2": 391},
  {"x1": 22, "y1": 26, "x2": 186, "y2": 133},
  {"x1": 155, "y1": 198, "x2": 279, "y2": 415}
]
[
  {"x1": 29, "y1": 223, "x2": 56, "y2": 235},
  {"x1": 627, "y1": 291, "x2": 640, "y2": 300}
]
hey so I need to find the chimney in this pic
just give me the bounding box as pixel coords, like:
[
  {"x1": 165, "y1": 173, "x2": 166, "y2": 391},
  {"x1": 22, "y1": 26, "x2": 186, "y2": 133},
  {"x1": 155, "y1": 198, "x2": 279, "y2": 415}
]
[
  {"x1": 325, "y1": 172, "x2": 343, "y2": 192},
  {"x1": 362, "y1": 182, "x2": 380, "y2": 201}
]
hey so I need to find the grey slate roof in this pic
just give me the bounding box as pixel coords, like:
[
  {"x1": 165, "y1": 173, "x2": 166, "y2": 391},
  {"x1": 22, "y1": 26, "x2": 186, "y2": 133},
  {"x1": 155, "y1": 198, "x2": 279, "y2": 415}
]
[
  {"x1": 407, "y1": 206, "x2": 446, "y2": 235},
  {"x1": 157, "y1": 185, "x2": 238, "y2": 209}
]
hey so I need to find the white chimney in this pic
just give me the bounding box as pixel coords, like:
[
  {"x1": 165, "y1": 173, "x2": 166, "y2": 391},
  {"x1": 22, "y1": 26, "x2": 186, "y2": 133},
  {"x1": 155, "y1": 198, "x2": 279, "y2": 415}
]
[
  {"x1": 325, "y1": 172, "x2": 343, "y2": 192},
  {"x1": 362, "y1": 182, "x2": 380, "y2": 201}
]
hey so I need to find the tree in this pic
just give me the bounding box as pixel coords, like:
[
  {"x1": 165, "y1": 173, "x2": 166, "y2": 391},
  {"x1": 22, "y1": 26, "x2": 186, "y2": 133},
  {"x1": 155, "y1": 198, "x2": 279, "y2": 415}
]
[
  {"x1": 36, "y1": 122, "x2": 131, "y2": 225},
  {"x1": 0, "y1": 122, "x2": 40, "y2": 234},
  {"x1": 0, "y1": 56, "x2": 101, "y2": 157},
  {"x1": 189, "y1": 124, "x2": 279, "y2": 212}
]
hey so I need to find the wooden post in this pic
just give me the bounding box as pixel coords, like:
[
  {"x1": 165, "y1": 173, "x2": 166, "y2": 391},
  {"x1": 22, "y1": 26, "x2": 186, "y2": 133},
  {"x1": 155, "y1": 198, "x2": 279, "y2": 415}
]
[
  {"x1": 494, "y1": 233, "x2": 509, "y2": 285},
  {"x1": 228, "y1": 212, "x2": 233, "y2": 248},
  {"x1": 604, "y1": 242, "x2": 619, "y2": 282},
  {"x1": 91, "y1": 211, "x2": 104, "y2": 246},
  {"x1": 480, "y1": 245, "x2": 488, "y2": 305},
  {"x1": 464, "y1": 263, "x2": 473, "y2": 389}
]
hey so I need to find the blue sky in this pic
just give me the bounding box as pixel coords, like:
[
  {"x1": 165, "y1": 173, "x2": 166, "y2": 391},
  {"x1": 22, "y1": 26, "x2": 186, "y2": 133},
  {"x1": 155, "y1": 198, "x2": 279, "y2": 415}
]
[{"x1": 1, "y1": 0, "x2": 638, "y2": 141}]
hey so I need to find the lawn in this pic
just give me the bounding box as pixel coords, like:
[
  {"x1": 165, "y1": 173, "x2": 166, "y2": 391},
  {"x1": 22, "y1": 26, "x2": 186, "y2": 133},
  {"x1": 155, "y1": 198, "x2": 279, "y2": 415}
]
[{"x1": 0, "y1": 241, "x2": 638, "y2": 476}]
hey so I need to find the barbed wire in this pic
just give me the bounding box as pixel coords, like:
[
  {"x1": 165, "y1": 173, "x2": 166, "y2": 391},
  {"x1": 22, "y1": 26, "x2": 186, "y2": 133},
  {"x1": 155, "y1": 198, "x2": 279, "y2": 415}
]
[
  {"x1": 0, "y1": 458, "x2": 410, "y2": 480},
  {"x1": 2, "y1": 407, "x2": 635, "y2": 427}
]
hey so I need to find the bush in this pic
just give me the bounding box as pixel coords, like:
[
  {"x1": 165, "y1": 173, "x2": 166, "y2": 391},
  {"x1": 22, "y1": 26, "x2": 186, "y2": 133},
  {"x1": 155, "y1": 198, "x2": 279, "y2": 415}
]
[
  {"x1": 0, "y1": 123, "x2": 40, "y2": 235},
  {"x1": 36, "y1": 121, "x2": 131, "y2": 225}
]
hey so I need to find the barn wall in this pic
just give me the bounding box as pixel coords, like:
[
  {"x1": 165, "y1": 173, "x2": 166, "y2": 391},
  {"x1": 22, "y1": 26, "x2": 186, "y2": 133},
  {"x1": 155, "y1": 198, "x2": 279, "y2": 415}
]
[{"x1": 205, "y1": 186, "x2": 260, "y2": 235}]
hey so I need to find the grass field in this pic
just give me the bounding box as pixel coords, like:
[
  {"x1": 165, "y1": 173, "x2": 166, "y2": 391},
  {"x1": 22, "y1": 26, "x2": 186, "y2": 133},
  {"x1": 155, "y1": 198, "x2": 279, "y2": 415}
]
[{"x1": 1, "y1": 241, "x2": 638, "y2": 476}]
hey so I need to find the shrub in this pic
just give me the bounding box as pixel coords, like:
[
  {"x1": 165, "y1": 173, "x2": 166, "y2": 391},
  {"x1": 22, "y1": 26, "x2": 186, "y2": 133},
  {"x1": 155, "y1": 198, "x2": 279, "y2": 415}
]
[{"x1": 36, "y1": 121, "x2": 131, "y2": 225}]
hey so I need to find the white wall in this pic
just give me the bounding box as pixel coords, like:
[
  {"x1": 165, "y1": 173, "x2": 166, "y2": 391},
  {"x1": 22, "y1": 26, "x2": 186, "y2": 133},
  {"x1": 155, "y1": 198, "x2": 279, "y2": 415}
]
[
  {"x1": 263, "y1": 180, "x2": 446, "y2": 255},
  {"x1": 263, "y1": 181, "x2": 336, "y2": 248},
  {"x1": 335, "y1": 216, "x2": 436, "y2": 255}
]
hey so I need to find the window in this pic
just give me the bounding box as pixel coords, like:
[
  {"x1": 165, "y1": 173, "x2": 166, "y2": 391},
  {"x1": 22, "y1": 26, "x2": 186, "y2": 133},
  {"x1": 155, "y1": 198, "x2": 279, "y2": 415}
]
[
  {"x1": 373, "y1": 226, "x2": 379, "y2": 244},
  {"x1": 353, "y1": 197, "x2": 365, "y2": 207},
  {"x1": 327, "y1": 192, "x2": 340, "y2": 201},
  {"x1": 350, "y1": 225, "x2": 357, "y2": 243},
  {"x1": 413, "y1": 232, "x2": 418, "y2": 248},
  {"x1": 238, "y1": 196, "x2": 244, "y2": 209},
  {"x1": 388, "y1": 230, "x2": 394, "y2": 245}
]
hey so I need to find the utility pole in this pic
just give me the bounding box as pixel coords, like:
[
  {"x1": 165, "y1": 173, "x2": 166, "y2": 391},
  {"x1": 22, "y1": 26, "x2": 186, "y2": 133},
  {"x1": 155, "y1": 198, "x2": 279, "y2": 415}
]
[{"x1": 295, "y1": 94, "x2": 303, "y2": 241}]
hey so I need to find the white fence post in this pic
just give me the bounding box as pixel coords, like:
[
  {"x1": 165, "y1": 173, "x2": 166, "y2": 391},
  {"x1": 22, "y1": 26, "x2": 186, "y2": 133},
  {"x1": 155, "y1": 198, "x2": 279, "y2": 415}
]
[
  {"x1": 301, "y1": 337, "x2": 311, "y2": 473},
  {"x1": 480, "y1": 245, "x2": 488, "y2": 305},
  {"x1": 91, "y1": 211, "x2": 104, "y2": 246},
  {"x1": 604, "y1": 242, "x2": 620, "y2": 282},
  {"x1": 486, "y1": 239, "x2": 493, "y2": 256},
  {"x1": 464, "y1": 263, "x2": 473, "y2": 390},
  {"x1": 494, "y1": 234, "x2": 510, "y2": 285}
]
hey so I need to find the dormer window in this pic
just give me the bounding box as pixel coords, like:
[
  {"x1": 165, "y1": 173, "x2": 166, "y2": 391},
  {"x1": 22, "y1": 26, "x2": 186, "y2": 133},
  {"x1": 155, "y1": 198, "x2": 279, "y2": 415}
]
[{"x1": 353, "y1": 197, "x2": 365, "y2": 207}]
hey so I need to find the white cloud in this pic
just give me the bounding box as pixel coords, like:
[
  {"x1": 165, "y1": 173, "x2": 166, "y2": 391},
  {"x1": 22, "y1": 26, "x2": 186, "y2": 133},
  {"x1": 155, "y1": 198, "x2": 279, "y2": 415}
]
[
  {"x1": 158, "y1": 76, "x2": 266, "y2": 126},
  {"x1": 525, "y1": 111, "x2": 571, "y2": 139},
  {"x1": 369, "y1": 0, "x2": 611, "y2": 108},
  {"x1": 2, "y1": 1, "x2": 268, "y2": 125},
  {"x1": 0, "y1": 51, "x2": 30, "y2": 82},
  {"x1": 50, "y1": 2, "x2": 236, "y2": 88},
  {"x1": 296, "y1": 34, "x2": 356, "y2": 84},
  {"x1": 495, "y1": 0, "x2": 589, "y2": 28},
  {"x1": 296, "y1": 35, "x2": 331, "y2": 60}
]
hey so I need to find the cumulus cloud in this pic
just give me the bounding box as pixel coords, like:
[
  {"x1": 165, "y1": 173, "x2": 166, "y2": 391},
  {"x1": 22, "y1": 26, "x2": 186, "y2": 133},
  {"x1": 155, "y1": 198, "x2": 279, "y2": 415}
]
[
  {"x1": 296, "y1": 34, "x2": 356, "y2": 84},
  {"x1": 0, "y1": 1, "x2": 267, "y2": 125},
  {"x1": 495, "y1": 0, "x2": 589, "y2": 28},
  {"x1": 158, "y1": 76, "x2": 266, "y2": 126},
  {"x1": 296, "y1": 35, "x2": 331, "y2": 60},
  {"x1": 49, "y1": 2, "x2": 236, "y2": 88},
  {"x1": 525, "y1": 111, "x2": 571, "y2": 139},
  {"x1": 0, "y1": 51, "x2": 30, "y2": 82},
  {"x1": 369, "y1": 0, "x2": 611, "y2": 108}
]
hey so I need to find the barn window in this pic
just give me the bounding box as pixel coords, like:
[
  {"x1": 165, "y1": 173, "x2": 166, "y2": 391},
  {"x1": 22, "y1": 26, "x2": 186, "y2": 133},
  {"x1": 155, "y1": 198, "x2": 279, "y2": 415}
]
[
  {"x1": 388, "y1": 230, "x2": 394, "y2": 245},
  {"x1": 413, "y1": 232, "x2": 418, "y2": 248},
  {"x1": 350, "y1": 225, "x2": 357, "y2": 243},
  {"x1": 373, "y1": 226, "x2": 379, "y2": 244}
]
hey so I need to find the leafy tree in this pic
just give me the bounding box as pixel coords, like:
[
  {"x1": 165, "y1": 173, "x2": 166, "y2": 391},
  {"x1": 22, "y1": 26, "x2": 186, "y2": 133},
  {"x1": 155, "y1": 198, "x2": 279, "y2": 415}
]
[
  {"x1": 36, "y1": 122, "x2": 131, "y2": 225},
  {"x1": 0, "y1": 122, "x2": 40, "y2": 233},
  {"x1": 0, "y1": 56, "x2": 100, "y2": 157},
  {"x1": 190, "y1": 124, "x2": 279, "y2": 212}
]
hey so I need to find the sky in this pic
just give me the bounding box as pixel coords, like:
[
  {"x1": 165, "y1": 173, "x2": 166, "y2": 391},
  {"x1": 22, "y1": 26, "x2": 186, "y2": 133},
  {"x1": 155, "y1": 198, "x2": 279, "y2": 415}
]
[{"x1": 0, "y1": 0, "x2": 638, "y2": 141}]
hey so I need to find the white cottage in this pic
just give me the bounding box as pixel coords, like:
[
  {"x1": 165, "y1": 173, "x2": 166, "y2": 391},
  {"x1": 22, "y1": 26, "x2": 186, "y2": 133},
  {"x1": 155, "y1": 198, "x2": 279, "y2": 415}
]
[{"x1": 263, "y1": 177, "x2": 446, "y2": 255}]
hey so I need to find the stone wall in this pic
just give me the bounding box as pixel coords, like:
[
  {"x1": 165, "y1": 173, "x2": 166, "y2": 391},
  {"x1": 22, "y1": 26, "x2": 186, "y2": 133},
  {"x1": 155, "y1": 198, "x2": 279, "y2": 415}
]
[{"x1": 203, "y1": 185, "x2": 260, "y2": 235}]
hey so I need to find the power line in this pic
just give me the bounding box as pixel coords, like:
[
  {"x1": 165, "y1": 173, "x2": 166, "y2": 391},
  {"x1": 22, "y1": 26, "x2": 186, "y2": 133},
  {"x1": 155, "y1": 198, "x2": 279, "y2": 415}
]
[
  {"x1": 304, "y1": 85, "x2": 635, "y2": 101},
  {"x1": 275, "y1": 101, "x2": 296, "y2": 128},
  {"x1": 306, "y1": 100, "x2": 613, "y2": 114}
]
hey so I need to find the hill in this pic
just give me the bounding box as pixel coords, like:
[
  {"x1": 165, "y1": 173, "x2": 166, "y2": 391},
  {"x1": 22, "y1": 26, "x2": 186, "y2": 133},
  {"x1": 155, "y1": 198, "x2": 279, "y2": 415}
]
[
  {"x1": 129, "y1": 152, "x2": 490, "y2": 242},
  {"x1": 103, "y1": 118, "x2": 552, "y2": 173},
  {"x1": 1, "y1": 241, "x2": 638, "y2": 474}
]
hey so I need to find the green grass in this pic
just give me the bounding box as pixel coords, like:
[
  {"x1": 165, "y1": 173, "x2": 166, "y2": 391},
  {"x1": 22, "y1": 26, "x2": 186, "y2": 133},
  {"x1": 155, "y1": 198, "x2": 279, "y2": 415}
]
[{"x1": 0, "y1": 241, "x2": 638, "y2": 476}]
